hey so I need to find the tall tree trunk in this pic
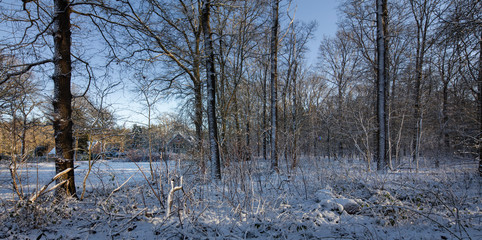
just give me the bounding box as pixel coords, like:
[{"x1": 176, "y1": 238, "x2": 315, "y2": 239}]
[
  {"x1": 193, "y1": 61, "x2": 204, "y2": 174},
  {"x1": 439, "y1": 44, "x2": 451, "y2": 168},
  {"x1": 326, "y1": 123, "x2": 331, "y2": 159},
  {"x1": 52, "y1": 0, "x2": 77, "y2": 198},
  {"x1": 202, "y1": 0, "x2": 221, "y2": 180},
  {"x1": 234, "y1": 94, "x2": 242, "y2": 161},
  {"x1": 291, "y1": 62, "x2": 298, "y2": 168},
  {"x1": 337, "y1": 83, "x2": 343, "y2": 160},
  {"x1": 413, "y1": 48, "x2": 422, "y2": 171},
  {"x1": 478, "y1": 35, "x2": 481, "y2": 176},
  {"x1": 270, "y1": 0, "x2": 279, "y2": 171},
  {"x1": 410, "y1": 0, "x2": 432, "y2": 171},
  {"x1": 376, "y1": 0, "x2": 388, "y2": 171},
  {"x1": 282, "y1": 83, "x2": 288, "y2": 165},
  {"x1": 21, "y1": 117, "x2": 27, "y2": 156},
  {"x1": 148, "y1": 106, "x2": 154, "y2": 180},
  {"x1": 245, "y1": 83, "x2": 251, "y2": 162},
  {"x1": 438, "y1": 71, "x2": 448, "y2": 168},
  {"x1": 193, "y1": 30, "x2": 203, "y2": 172},
  {"x1": 218, "y1": 34, "x2": 228, "y2": 163},
  {"x1": 262, "y1": 63, "x2": 268, "y2": 161}
]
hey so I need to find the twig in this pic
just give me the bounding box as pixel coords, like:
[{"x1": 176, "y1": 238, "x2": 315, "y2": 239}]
[
  {"x1": 133, "y1": 161, "x2": 165, "y2": 208},
  {"x1": 121, "y1": 208, "x2": 147, "y2": 228},
  {"x1": 110, "y1": 208, "x2": 147, "y2": 236},
  {"x1": 389, "y1": 205, "x2": 465, "y2": 240}
]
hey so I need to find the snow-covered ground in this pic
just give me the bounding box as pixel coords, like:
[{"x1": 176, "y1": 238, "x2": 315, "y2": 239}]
[{"x1": 0, "y1": 157, "x2": 480, "y2": 239}]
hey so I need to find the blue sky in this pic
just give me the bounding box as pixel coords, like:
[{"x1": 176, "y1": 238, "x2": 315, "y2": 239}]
[{"x1": 295, "y1": 0, "x2": 339, "y2": 65}]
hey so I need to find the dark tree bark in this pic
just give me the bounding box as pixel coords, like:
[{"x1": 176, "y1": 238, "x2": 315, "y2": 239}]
[
  {"x1": 376, "y1": 0, "x2": 389, "y2": 171},
  {"x1": 410, "y1": 0, "x2": 435, "y2": 170},
  {"x1": 193, "y1": 79, "x2": 204, "y2": 173},
  {"x1": 52, "y1": 0, "x2": 77, "y2": 198},
  {"x1": 201, "y1": 0, "x2": 221, "y2": 180},
  {"x1": 478, "y1": 34, "x2": 482, "y2": 176},
  {"x1": 245, "y1": 82, "x2": 251, "y2": 162},
  {"x1": 291, "y1": 61, "x2": 298, "y2": 168},
  {"x1": 262, "y1": 62, "x2": 268, "y2": 161},
  {"x1": 270, "y1": 0, "x2": 279, "y2": 171},
  {"x1": 193, "y1": 29, "x2": 204, "y2": 173}
]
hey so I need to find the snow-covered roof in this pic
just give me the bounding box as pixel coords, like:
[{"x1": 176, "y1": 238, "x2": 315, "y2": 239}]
[{"x1": 48, "y1": 147, "x2": 55, "y2": 155}]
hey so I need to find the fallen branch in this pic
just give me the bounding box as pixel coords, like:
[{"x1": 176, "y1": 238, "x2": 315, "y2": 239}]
[
  {"x1": 103, "y1": 170, "x2": 139, "y2": 203},
  {"x1": 42, "y1": 180, "x2": 68, "y2": 195},
  {"x1": 29, "y1": 168, "x2": 72, "y2": 202},
  {"x1": 112, "y1": 208, "x2": 148, "y2": 236}
]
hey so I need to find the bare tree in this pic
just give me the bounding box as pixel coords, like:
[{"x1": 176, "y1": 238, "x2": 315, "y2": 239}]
[
  {"x1": 201, "y1": 0, "x2": 221, "y2": 180},
  {"x1": 409, "y1": 0, "x2": 439, "y2": 170},
  {"x1": 73, "y1": 82, "x2": 118, "y2": 200},
  {"x1": 0, "y1": 72, "x2": 39, "y2": 199},
  {"x1": 132, "y1": 74, "x2": 164, "y2": 180},
  {"x1": 0, "y1": 0, "x2": 79, "y2": 198},
  {"x1": 338, "y1": 0, "x2": 378, "y2": 167},
  {"x1": 51, "y1": 0, "x2": 77, "y2": 197},
  {"x1": 270, "y1": 0, "x2": 279, "y2": 171},
  {"x1": 440, "y1": 0, "x2": 481, "y2": 174},
  {"x1": 375, "y1": 0, "x2": 389, "y2": 171},
  {"x1": 280, "y1": 20, "x2": 316, "y2": 168},
  {"x1": 81, "y1": 0, "x2": 206, "y2": 169},
  {"x1": 318, "y1": 30, "x2": 360, "y2": 160}
]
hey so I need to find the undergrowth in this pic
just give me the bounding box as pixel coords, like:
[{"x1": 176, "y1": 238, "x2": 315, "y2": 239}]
[{"x1": 0, "y1": 157, "x2": 479, "y2": 239}]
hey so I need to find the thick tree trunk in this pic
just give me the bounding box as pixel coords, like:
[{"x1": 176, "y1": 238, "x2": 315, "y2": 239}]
[
  {"x1": 376, "y1": 0, "x2": 388, "y2": 171},
  {"x1": 202, "y1": 0, "x2": 221, "y2": 180},
  {"x1": 270, "y1": 0, "x2": 279, "y2": 171},
  {"x1": 52, "y1": 0, "x2": 77, "y2": 198}
]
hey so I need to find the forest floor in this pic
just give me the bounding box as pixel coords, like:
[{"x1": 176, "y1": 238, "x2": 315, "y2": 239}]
[{"x1": 0, "y1": 156, "x2": 480, "y2": 239}]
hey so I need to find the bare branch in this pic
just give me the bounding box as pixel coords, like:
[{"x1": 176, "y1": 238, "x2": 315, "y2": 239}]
[{"x1": 0, "y1": 59, "x2": 53, "y2": 85}]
